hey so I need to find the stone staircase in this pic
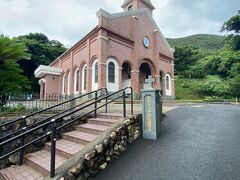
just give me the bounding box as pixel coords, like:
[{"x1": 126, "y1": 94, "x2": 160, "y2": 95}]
[{"x1": 0, "y1": 113, "x2": 122, "y2": 180}]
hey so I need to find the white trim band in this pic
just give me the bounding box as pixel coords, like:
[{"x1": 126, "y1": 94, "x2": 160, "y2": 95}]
[
  {"x1": 96, "y1": 8, "x2": 110, "y2": 18},
  {"x1": 34, "y1": 65, "x2": 62, "y2": 78},
  {"x1": 97, "y1": 36, "x2": 109, "y2": 41}
]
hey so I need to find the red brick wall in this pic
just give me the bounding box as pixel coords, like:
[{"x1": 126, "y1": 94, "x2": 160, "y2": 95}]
[{"x1": 45, "y1": 5, "x2": 175, "y2": 99}]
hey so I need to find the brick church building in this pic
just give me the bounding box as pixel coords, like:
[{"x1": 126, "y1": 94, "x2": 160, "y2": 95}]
[{"x1": 35, "y1": 0, "x2": 175, "y2": 99}]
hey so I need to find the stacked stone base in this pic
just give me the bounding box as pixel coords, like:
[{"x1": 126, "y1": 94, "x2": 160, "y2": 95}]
[{"x1": 55, "y1": 115, "x2": 141, "y2": 180}]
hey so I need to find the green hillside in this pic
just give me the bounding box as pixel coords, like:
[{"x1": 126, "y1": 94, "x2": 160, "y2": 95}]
[{"x1": 167, "y1": 34, "x2": 226, "y2": 52}]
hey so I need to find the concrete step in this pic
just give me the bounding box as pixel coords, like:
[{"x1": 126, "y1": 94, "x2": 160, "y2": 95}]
[
  {"x1": 97, "y1": 113, "x2": 122, "y2": 119},
  {"x1": 63, "y1": 131, "x2": 98, "y2": 145},
  {"x1": 0, "y1": 113, "x2": 121, "y2": 180},
  {"x1": 25, "y1": 150, "x2": 66, "y2": 177},
  {"x1": 44, "y1": 139, "x2": 84, "y2": 159},
  {"x1": 76, "y1": 123, "x2": 109, "y2": 135},
  {"x1": 88, "y1": 118, "x2": 117, "y2": 126},
  {"x1": 0, "y1": 165, "x2": 44, "y2": 180}
]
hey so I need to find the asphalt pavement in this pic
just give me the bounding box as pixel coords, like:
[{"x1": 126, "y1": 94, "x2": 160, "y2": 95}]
[{"x1": 96, "y1": 104, "x2": 240, "y2": 180}]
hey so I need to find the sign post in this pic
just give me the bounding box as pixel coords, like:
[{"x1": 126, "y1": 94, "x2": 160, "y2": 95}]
[{"x1": 142, "y1": 77, "x2": 162, "y2": 140}]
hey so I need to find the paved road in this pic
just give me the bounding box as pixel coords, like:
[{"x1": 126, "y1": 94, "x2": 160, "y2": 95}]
[{"x1": 96, "y1": 104, "x2": 240, "y2": 180}]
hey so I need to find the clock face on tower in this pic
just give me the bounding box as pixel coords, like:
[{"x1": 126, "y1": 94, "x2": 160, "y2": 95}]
[{"x1": 143, "y1": 36, "x2": 150, "y2": 48}]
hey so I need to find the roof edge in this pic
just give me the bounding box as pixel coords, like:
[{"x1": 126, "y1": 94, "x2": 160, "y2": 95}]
[
  {"x1": 121, "y1": 0, "x2": 155, "y2": 10},
  {"x1": 49, "y1": 26, "x2": 99, "y2": 66},
  {"x1": 108, "y1": 9, "x2": 173, "y2": 55}
]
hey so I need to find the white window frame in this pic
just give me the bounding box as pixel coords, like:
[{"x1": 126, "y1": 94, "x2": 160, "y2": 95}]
[
  {"x1": 92, "y1": 59, "x2": 99, "y2": 91},
  {"x1": 106, "y1": 58, "x2": 119, "y2": 92},
  {"x1": 82, "y1": 64, "x2": 87, "y2": 94},
  {"x1": 108, "y1": 62, "x2": 115, "y2": 83},
  {"x1": 165, "y1": 73, "x2": 171, "y2": 96}
]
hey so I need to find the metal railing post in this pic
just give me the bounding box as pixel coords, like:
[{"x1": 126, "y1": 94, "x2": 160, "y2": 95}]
[
  {"x1": 123, "y1": 91, "x2": 126, "y2": 118},
  {"x1": 105, "y1": 89, "x2": 108, "y2": 113},
  {"x1": 18, "y1": 116, "x2": 26, "y2": 165},
  {"x1": 50, "y1": 119, "x2": 57, "y2": 178},
  {"x1": 94, "y1": 91, "x2": 98, "y2": 118}
]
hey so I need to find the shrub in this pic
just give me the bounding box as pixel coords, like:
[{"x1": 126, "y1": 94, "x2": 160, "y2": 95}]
[
  {"x1": 175, "y1": 76, "x2": 233, "y2": 100},
  {"x1": 1, "y1": 103, "x2": 26, "y2": 113}
]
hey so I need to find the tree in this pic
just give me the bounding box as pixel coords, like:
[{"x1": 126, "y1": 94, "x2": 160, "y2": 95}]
[
  {"x1": 186, "y1": 62, "x2": 206, "y2": 78},
  {"x1": 197, "y1": 49, "x2": 240, "y2": 78},
  {"x1": 199, "y1": 55, "x2": 222, "y2": 76},
  {"x1": 221, "y1": 10, "x2": 240, "y2": 33},
  {"x1": 18, "y1": 33, "x2": 49, "y2": 44},
  {"x1": 217, "y1": 50, "x2": 240, "y2": 77},
  {"x1": 230, "y1": 75, "x2": 240, "y2": 101},
  {"x1": 221, "y1": 10, "x2": 240, "y2": 50},
  {"x1": 0, "y1": 35, "x2": 30, "y2": 106},
  {"x1": 15, "y1": 33, "x2": 67, "y2": 92},
  {"x1": 174, "y1": 46, "x2": 204, "y2": 77},
  {"x1": 230, "y1": 62, "x2": 240, "y2": 77}
]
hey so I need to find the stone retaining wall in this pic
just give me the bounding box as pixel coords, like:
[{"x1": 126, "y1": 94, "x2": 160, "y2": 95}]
[
  {"x1": 0, "y1": 114, "x2": 88, "y2": 169},
  {"x1": 51, "y1": 115, "x2": 142, "y2": 180}
]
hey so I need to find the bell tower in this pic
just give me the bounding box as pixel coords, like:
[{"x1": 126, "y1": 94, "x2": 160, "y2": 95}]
[{"x1": 121, "y1": 0, "x2": 155, "y2": 14}]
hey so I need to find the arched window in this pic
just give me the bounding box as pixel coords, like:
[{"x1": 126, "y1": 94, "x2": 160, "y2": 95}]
[
  {"x1": 84, "y1": 67, "x2": 87, "y2": 91},
  {"x1": 95, "y1": 63, "x2": 98, "y2": 83},
  {"x1": 160, "y1": 71, "x2": 164, "y2": 91},
  {"x1": 92, "y1": 59, "x2": 98, "y2": 91},
  {"x1": 67, "y1": 71, "x2": 71, "y2": 95},
  {"x1": 106, "y1": 58, "x2": 119, "y2": 91},
  {"x1": 108, "y1": 62, "x2": 115, "y2": 83},
  {"x1": 74, "y1": 68, "x2": 79, "y2": 94},
  {"x1": 166, "y1": 76, "x2": 170, "y2": 90},
  {"x1": 165, "y1": 73, "x2": 171, "y2": 96},
  {"x1": 62, "y1": 74, "x2": 65, "y2": 95}
]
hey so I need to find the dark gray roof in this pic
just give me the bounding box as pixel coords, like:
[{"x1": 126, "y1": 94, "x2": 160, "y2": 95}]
[{"x1": 121, "y1": 0, "x2": 155, "y2": 10}]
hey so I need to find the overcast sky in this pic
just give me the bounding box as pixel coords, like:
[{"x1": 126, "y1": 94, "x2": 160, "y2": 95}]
[{"x1": 0, "y1": 0, "x2": 239, "y2": 47}]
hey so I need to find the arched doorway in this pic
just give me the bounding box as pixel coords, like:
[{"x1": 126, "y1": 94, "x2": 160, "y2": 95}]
[
  {"x1": 160, "y1": 71, "x2": 164, "y2": 95},
  {"x1": 122, "y1": 62, "x2": 131, "y2": 93},
  {"x1": 139, "y1": 62, "x2": 152, "y2": 90}
]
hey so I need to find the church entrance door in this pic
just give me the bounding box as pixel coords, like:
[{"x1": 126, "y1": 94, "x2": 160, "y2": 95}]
[
  {"x1": 122, "y1": 62, "x2": 132, "y2": 94},
  {"x1": 139, "y1": 62, "x2": 152, "y2": 90}
]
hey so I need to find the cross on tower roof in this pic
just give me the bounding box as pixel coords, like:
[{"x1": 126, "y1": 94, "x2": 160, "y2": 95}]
[{"x1": 145, "y1": 75, "x2": 155, "y2": 88}]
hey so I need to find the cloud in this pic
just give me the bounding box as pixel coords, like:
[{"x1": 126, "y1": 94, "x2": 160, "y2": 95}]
[
  {"x1": 0, "y1": 0, "x2": 239, "y2": 46},
  {"x1": 152, "y1": 0, "x2": 240, "y2": 38}
]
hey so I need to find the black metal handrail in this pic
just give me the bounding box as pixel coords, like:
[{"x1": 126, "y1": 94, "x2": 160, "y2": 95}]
[
  {"x1": 0, "y1": 91, "x2": 112, "y2": 148},
  {"x1": 0, "y1": 88, "x2": 107, "y2": 129},
  {"x1": 0, "y1": 88, "x2": 107, "y2": 140},
  {"x1": 0, "y1": 87, "x2": 133, "y2": 178},
  {"x1": 0, "y1": 92, "x2": 107, "y2": 143}
]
